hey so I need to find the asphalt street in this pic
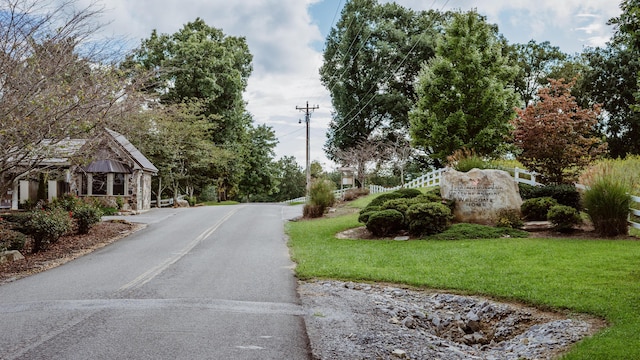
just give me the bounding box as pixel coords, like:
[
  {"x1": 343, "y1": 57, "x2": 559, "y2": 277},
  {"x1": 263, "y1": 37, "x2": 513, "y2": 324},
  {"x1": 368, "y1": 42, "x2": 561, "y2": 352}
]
[{"x1": 0, "y1": 204, "x2": 309, "y2": 359}]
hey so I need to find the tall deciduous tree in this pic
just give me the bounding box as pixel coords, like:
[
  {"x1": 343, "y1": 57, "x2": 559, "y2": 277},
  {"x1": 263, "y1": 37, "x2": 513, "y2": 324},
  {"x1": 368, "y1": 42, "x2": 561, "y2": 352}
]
[
  {"x1": 238, "y1": 124, "x2": 279, "y2": 202},
  {"x1": 0, "y1": 0, "x2": 144, "y2": 198},
  {"x1": 567, "y1": 1, "x2": 640, "y2": 158},
  {"x1": 409, "y1": 11, "x2": 519, "y2": 166},
  {"x1": 510, "y1": 40, "x2": 567, "y2": 107},
  {"x1": 609, "y1": 0, "x2": 640, "y2": 110},
  {"x1": 121, "y1": 102, "x2": 228, "y2": 203},
  {"x1": 578, "y1": 44, "x2": 640, "y2": 158},
  {"x1": 320, "y1": 0, "x2": 445, "y2": 163},
  {"x1": 123, "y1": 18, "x2": 267, "y2": 199},
  {"x1": 123, "y1": 19, "x2": 253, "y2": 140},
  {"x1": 270, "y1": 156, "x2": 306, "y2": 202},
  {"x1": 512, "y1": 79, "x2": 607, "y2": 184}
]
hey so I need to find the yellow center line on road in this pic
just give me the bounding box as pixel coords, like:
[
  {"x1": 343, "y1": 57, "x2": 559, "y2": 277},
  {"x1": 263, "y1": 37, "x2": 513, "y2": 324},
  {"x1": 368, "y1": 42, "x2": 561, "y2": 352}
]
[{"x1": 117, "y1": 206, "x2": 244, "y2": 293}]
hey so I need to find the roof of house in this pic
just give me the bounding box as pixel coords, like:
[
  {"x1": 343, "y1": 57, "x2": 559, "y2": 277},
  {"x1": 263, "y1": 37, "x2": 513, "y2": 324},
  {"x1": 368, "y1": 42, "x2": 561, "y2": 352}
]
[
  {"x1": 83, "y1": 159, "x2": 132, "y2": 173},
  {"x1": 38, "y1": 139, "x2": 88, "y2": 166},
  {"x1": 106, "y1": 128, "x2": 158, "y2": 174}
]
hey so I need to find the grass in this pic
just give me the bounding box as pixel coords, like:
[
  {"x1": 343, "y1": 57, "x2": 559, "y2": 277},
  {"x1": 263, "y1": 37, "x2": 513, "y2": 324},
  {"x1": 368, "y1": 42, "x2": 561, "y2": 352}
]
[{"x1": 287, "y1": 211, "x2": 640, "y2": 359}]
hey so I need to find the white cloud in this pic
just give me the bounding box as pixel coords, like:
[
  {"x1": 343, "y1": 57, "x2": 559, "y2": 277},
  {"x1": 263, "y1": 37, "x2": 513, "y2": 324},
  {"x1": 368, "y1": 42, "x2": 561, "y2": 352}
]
[
  {"x1": 388, "y1": 0, "x2": 620, "y2": 52},
  {"x1": 73, "y1": 0, "x2": 623, "y2": 171},
  {"x1": 76, "y1": 0, "x2": 334, "y2": 168}
]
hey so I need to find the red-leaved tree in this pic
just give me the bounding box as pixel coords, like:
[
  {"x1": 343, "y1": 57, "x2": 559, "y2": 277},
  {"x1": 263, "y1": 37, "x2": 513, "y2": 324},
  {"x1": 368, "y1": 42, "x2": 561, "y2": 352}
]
[{"x1": 512, "y1": 78, "x2": 607, "y2": 184}]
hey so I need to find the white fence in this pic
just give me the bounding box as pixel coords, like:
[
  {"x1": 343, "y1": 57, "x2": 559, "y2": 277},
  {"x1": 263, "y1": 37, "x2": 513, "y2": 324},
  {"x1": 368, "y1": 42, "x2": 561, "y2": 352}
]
[
  {"x1": 283, "y1": 167, "x2": 539, "y2": 204},
  {"x1": 369, "y1": 167, "x2": 540, "y2": 195},
  {"x1": 628, "y1": 195, "x2": 640, "y2": 230},
  {"x1": 283, "y1": 167, "x2": 640, "y2": 231}
]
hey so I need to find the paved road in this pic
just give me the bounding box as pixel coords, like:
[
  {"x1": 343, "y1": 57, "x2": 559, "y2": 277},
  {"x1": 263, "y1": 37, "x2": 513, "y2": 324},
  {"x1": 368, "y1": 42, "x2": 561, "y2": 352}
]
[{"x1": 0, "y1": 204, "x2": 309, "y2": 359}]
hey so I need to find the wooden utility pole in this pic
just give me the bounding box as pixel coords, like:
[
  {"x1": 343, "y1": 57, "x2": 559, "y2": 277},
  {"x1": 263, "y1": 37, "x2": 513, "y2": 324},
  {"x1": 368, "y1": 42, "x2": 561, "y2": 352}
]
[{"x1": 296, "y1": 101, "x2": 319, "y2": 196}]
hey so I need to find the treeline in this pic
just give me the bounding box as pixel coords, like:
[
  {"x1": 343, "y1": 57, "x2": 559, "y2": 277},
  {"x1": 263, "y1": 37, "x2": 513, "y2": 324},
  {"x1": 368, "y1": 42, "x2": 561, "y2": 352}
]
[
  {"x1": 0, "y1": 0, "x2": 303, "y2": 203},
  {"x1": 323, "y1": 0, "x2": 640, "y2": 186}
]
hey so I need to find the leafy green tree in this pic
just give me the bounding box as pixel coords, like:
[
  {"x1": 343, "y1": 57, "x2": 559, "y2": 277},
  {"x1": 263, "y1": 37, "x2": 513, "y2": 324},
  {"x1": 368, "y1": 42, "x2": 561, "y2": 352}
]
[
  {"x1": 512, "y1": 79, "x2": 607, "y2": 184},
  {"x1": 271, "y1": 156, "x2": 306, "y2": 202},
  {"x1": 510, "y1": 40, "x2": 567, "y2": 107},
  {"x1": 578, "y1": 44, "x2": 640, "y2": 158},
  {"x1": 122, "y1": 18, "x2": 256, "y2": 197},
  {"x1": 122, "y1": 102, "x2": 228, "y2": 204},
  {"x1": 123, "y1": 18, "x2": 253, "y2": 144},
  {"x1": 608, "y1": 0, "x2": 640, "y2": 110},
  {"x1": 409, "y1": 11, "x2": 519, "y2": 166},
  {"x1": 320, "y1": 0, "x2": 445, "y2": 162},
  {"x1": 567, "y1": 1, "x2": 640, "y2": 158},
  {"x1": 238, "y1": 125, "x2": 279, "y2": 202},
  {"x1": 310, "y1": 161, "x2": 325, "y2": 180}
]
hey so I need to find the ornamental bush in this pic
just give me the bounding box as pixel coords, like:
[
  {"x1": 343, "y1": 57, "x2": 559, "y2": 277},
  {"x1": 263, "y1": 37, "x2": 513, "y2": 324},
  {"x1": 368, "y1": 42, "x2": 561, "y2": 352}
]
[
  {"x1": 583, "y1": 177, "x2": 630, "y2": 236},
  {"x1": 381, "y1": 198, "x2": 413, "y2": 221},
  {"x1": 518, "y1": 183, "x2": 537, "y2": 200},
  {"x1": 531, "y1": 184, "x2": 581, "y2": 210},
  {"x1": 51, "y1": 194, "x2": 81, "y2": 212},
  {"x1": 547, "y1": 205, "x2": 582, "y2": 233},
  {"x1": 406, "y1": 202, "x2": 452, "y2": 236},
  {"x1": 368, "y1": 192, "x2": 403, "y2": 207},
  {"x1": 495, "y1": 209, "x2": 524, "y2": 229},
  {"x1": 24, "y1": 208, "x2": 73, "y2": 253},
  {"x1": 521, "y1": 197, "x2": 559, "y2": 221},
  {"x1": 73, "y1": 204, "x2": 103, "y2": 234},
  {"x1": 358, "y1": 205, "x2": 382, "y2": 224},
  {"x1": 0, "y1": 229, "x2": 26, "y2": 251},
  {"x1": 365, "y1": 209, "x2": 404, "y2": 237},
  {"x1": 393, "y1": 188, "x2": 423, "y2": 199},
  {"x1": 412, "y1": 192, "x2": 443, "y2": 204}
]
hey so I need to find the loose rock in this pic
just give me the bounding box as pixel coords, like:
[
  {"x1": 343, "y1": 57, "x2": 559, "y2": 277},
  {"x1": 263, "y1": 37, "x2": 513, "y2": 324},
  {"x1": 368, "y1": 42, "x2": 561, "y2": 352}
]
[{"x1": 299, "y1": 280, "x2": 605, "y2": 360}]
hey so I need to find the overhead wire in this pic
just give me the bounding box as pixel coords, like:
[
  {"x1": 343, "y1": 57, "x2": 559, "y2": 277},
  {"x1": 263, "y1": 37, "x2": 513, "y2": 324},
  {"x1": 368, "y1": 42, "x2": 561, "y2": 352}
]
[{"x1": 328, "y1": 0, "x2": 452, "y2": 135}]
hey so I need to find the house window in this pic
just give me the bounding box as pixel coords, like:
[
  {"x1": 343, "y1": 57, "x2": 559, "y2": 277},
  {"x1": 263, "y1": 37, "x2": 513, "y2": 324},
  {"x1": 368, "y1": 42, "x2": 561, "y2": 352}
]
[
  {"x1": 113, "y1": 173, "x2": 125, "y2": 195},
  {"x1": 92, "y1": 173, "x2": 107, "y2": 195}
]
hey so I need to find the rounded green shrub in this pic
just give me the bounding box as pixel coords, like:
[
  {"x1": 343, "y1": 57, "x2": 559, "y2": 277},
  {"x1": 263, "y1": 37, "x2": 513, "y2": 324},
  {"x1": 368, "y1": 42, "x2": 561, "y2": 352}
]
[
  {"x1": 394, "y1": 188, "x2": 423, "y2": 199},
  {"x1": 521, "y1": 197, "x2": 559, "y2": 221},
  {"x1": 495, "y1": 209, "x2": 524, "y2": 229},
  {"x1": 358, "y1": 205, "x2": 382, "y2": 224},
  {"x1": 365, "y1": 209, "x2": 404, "y2": 236},
  {"x1": 547, "y1": 205, "x2": 582, "y2": 233},
  {"x1": 25, "y1": 208, "x2": 73, "y2": 253},
  {"x1": 583, "y1": 178, "x2": 630, "y2": 236},
  {"x1": 406, "y1": 202, "x2": 452, "y2": 236},
  {"x1": 73, "y1": 204, "x2": 103, "y2": 234},
  {"x1": 412, "y1": 192, "x2": 442, "y2": 204},
  {"x1": 0, "y1": 229, "x2": 26, "y2": 251},
  {"x1": 518, "y1": 183, "x2": 537, "y2": 200},
  {"x1": 368, "y1": 192, "x2": 402, "y2": 207},
  {"x1": 530, "y1": 184, "x2": 581, "y2": 210},
  {"x1": 51, "y1": 194, "x2": 81, "y2": 212},
  {"x1": 381, "y1": 198, "x2": 412, "y2": 219}
]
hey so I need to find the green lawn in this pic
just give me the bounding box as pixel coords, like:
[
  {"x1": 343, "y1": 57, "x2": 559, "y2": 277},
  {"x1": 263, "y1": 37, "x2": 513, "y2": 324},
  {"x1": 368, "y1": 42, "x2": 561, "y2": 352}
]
[{"x1": 287, "y1": 212, "x2": 640, "y2": 359}]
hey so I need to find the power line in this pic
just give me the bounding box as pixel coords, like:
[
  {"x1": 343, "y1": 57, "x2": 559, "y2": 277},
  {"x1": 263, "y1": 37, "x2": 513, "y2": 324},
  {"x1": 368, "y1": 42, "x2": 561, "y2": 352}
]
[
  {"x1": 296, "y1": 101, "x2": 319, "y2": 195},
  {"x1": 329, "y1": 0, "x2": 452, "y2": 135}
]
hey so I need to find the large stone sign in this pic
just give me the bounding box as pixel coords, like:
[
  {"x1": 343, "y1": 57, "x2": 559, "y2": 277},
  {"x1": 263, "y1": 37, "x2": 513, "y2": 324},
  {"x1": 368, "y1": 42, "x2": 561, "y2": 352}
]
[{"x1": 440, "y1": 168, "x2": 523, "y2": 225}]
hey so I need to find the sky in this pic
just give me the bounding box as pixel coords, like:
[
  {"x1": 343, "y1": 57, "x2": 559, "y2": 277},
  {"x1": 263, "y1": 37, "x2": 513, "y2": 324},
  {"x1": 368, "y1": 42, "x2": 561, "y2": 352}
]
[{"x1": 79, "y1": 0, "x2": 622, "y2": 171}]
